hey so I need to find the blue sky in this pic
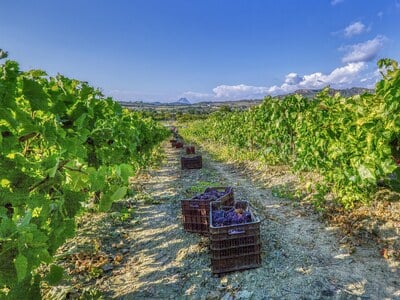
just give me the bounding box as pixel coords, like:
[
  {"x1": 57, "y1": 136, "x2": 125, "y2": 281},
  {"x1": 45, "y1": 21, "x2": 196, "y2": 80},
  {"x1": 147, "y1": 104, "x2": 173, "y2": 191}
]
[{"x1": 1, "y1": 0, "x2": 399, "y2": 102}]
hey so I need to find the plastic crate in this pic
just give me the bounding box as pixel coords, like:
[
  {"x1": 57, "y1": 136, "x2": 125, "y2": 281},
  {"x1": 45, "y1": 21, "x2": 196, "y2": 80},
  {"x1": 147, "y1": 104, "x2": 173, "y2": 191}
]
[
  {"x1": 181, "y1": 201, "x2": 209, "y2": 233},
  {"x1": 181, "y1": 155, "x2": 202, "y2": 169},
  {"x1": 170, "y1": 139, "x2": 177, "y2": 147},
  {"x1": 181, "y1": 199, "x2": 212, "y2": 234},
  {"x1": 203, "y1": 187, "x2": 234, "y2": 207},
  {"x1": 186, "y1": 146, "x2": 195, "y2": 154},
  {"x1": 211, "y1": 244, "x2": 262, "y2": 259},
  {"x1": 209, "y1": 200, "x2": 261, "y2": 274},
  {"x1": 181, "y1": 187, "x2": 234, "y2": 234},
  {"x1": 175, "y1": 142, "x2": 184, "y2": 148},
  {"x1": 211, "y1": 253, "x2": 261, "y2": 274}
]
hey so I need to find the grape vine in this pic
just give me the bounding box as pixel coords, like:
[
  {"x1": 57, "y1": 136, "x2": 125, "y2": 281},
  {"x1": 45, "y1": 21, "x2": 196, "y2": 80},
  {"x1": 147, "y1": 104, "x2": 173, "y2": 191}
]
[
  {"x1": 181, "y1": 58, "x2": 400, "y2": 208},
  {"x1": 0, "y1": 57, "x2": 169, "y2": 298}
]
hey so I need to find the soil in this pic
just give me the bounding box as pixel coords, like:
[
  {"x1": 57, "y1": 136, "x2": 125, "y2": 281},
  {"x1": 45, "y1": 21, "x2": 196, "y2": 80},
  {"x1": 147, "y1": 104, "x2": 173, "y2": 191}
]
[{"x1": 44, "y1": 141, "x2": 400, "y2": 299}]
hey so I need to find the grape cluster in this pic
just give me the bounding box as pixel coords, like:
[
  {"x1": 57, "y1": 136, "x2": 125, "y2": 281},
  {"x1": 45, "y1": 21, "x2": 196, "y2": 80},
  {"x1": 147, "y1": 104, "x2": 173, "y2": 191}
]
[
  {"x1": 192, "y1": 188, "x2": 229, "y2": 201},
  {"x1": 212, "y1": 207, "x2": 252, "y2": 227}
]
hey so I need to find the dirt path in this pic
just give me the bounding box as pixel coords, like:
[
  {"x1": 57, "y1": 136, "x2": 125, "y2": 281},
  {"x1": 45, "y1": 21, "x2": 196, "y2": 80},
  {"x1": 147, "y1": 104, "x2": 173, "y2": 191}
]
[{"x1": 47, "y1": 141, "x2": 400, "y2": 299}]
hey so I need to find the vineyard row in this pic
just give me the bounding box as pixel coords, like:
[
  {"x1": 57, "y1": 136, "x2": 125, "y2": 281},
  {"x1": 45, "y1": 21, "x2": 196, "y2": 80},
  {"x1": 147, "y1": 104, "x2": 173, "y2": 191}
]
[
  {"x1": 0, "y1": 58, "x2": 169, "y2": 298},
  {"x1": 181, "y1": 59, "x2": 400, "y2": 208}
]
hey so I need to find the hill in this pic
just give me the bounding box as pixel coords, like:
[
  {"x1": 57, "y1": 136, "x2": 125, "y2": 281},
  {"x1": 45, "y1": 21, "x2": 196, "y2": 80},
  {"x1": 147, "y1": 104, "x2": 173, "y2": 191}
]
[
  {"x1": 118, "y1": 87, "x2": 375, "y2": 114},
  {"x1": 279, "y1": 87, "x2": 374, "y2": 99}
]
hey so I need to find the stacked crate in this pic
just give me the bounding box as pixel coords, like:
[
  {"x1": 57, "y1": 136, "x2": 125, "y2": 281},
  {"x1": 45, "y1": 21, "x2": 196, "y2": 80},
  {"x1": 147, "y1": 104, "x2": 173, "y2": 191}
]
[
  {"x1": 185, "y1": 146, "x2": 195, "y2": 154},
  {"x1": 175, "y1": 135, "x2": 261, "y2": 274},
  {"x1": 209, "y1": 200, "x2": 261, "y2": 274},
  {"x1": 175, "y1": 141, "x2": 184, "y2": 148},
  {"x1": 181, "y1": 187, "x2": 234, "y2": 234},
  {"x1": 170, "y1": 139, "x2": 177, "y2": 147}
]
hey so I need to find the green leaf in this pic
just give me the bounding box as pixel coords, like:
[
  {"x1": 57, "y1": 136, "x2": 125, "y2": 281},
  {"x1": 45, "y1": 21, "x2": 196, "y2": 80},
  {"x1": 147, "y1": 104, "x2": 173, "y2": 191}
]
[
  {"x1": 357, "y1": 164, "x2": 376, "y2": 182},
  {"x1": 99, "y1": 193, "x2": 112, "y2": 212},
  {"x1": 117, "y1": 164, "x2": 133, "y2": 183},
  {"x1": 381, "y1": 159, "x2": 397, "y2": 175},
  {"x1": 22, "y1": 77, "x2": 49, "y2": 111},
  {"x1": 14, "y1": 254, "x2": 28, "y2": 282},
  {"x1": 20, "y1": 210, "x2": 32, "y2": 227},
  {"x1": 47, "y1": 158, "x2": 60, "y2": 178},
  {"x1": 111, "y1": 186, "x2": 127, "y2": 201},
  {"x1": 63, "y1": 189, "x2": 84, "y2": 217},
  {"x1": 99, "y1": 187, "x2": 127, "y2": 212},
  {"x1": 26, "y1": 69, "x2": 47, "y2": 78},
  {"x1": 66, "y1": 167, "x2": 89, "y2": 191},
  {"x1": 45, "y1": 264, "x2": 64, "y2": 285},
  {"x1": 88, "y1": 167, "x2": 106, "y2": 191},
  {"x1": 74, "y1": 113, "x2": 87, "y2": 129}
]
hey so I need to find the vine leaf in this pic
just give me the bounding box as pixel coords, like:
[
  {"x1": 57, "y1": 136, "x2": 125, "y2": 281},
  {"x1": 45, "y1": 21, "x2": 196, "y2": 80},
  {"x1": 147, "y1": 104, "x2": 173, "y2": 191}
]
[
  {"x1": 111, "y1": 186, "x2": 127, "y2": 202},
  {"x1": 45, "y1": 264, "x2": 64, "y2": 285},
  {"x1": 15, "y1": 254, "x2": 28, "y2": 282}
]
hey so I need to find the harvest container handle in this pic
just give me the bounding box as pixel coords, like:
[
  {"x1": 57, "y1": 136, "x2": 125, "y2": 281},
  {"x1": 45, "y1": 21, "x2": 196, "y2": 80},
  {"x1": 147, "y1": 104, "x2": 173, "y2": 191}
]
[
  {"x1": 190, "y1": 203, "x2": 199, "y2": 208},
  {"x1": 228, "y1": 229, "x2": 245, "y2": 235}
]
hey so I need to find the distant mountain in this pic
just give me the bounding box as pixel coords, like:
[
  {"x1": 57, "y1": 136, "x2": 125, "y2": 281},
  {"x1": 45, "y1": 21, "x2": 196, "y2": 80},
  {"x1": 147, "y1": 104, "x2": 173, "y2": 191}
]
[
  {"x1": 118, "y1": 87, "x2": 374, "y2": 109},
  {"x1": 280, "y1": 87, "x2": 374, "y2": 99},
  {"x1": 168, "y1": 97, "x2": 191, "y2": 105},
  {"x1": 118, "y1": 98, "x2": 192, "y2": 107}
]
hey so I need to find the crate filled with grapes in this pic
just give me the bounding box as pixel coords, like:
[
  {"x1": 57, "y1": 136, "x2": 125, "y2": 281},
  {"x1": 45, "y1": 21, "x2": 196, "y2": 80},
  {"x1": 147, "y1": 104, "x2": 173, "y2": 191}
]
[
  {"x1": 185, "y1": 145, "x2": 195, "y2": 154},
  {"x1": 170, "y1": 139, "x2": 177, "y2": 147},
  {"x1": 181, "y1": 155, "x2": 202, "y2": 169},
  {"x1": 209, "y1": 200, "x2": 261, "y2": 274},
  {"x1": 181, "y1": 187, "x2": 234, "y2": 234},
  {"x1": 175, "y1": 141, "x2": 184, "y2": 148}
]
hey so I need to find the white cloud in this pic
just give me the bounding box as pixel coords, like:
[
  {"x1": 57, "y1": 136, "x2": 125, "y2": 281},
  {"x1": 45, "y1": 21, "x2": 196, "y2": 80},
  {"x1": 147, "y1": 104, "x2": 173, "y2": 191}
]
[
  {"x1": 299, "y1": 72, "x2": 325, "y2": 88},
  {"x1": 184, "y1": 35, "x2": 386, "y2": 101},
  {"x1": 344, "y1": 21, "x2": 367, "y2": 37},
  {"x1": 341, "y1": 35, "x2": 386, "y2": 63},
  {"x1": 184, "y1": 62, "x2": 372, "y2": 101},
  {"x1": 377, "y1": 11, "x2": 383, "y2": 18},
  {"x1": 182, "y1": 91, "x2": 214, "y2": 101},
  {"x1": 359, "y1": 68, "x2": 381, "y2": 87},
  {"x1": 331, "y1": 0, "x2": 344, "y2": 5},
  {"x1": 108, "y1": 60, "x2": 379, "y2": 102},
  {"x1": 324, "y1": 62, "x2": 366, "y2": 84},
  {"x1": 284, "y1": 73, "x2": 303, "y2": 85},
  {"x1": 212, "y1": 84, "x2": 269, "y2": 99},
  {"x1": 267, "y1": 62, "x2": 366, "y2": 94},
  {"x1": 184, "y1": 84, "x2": 272, "y2": 101}
]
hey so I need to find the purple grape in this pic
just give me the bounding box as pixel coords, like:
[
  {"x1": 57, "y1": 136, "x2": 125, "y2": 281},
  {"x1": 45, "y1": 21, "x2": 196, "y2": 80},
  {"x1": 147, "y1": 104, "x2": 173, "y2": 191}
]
[
  {"x1": 211, "y1": 206, "x2": 253, "y2": 226},
  {"x1": 244, "y1": 212, "x2": 252, "y2": 222}
]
